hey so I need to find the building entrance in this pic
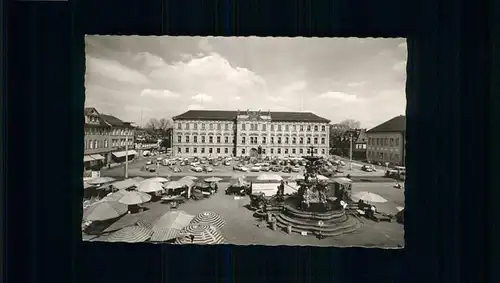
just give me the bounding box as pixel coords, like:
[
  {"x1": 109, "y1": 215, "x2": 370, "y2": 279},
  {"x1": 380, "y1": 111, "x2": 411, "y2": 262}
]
[{"x1": 250, "y1": 148, "x2": 258, "y2": 158}]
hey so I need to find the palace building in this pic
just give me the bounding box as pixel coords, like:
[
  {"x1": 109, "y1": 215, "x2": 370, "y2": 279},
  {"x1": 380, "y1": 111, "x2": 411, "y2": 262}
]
[{"x1": 172, "y1": 110, "x2": 331, "y2": 158}]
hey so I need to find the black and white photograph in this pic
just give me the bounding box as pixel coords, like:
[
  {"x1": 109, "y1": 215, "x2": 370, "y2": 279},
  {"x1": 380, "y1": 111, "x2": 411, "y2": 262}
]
[{"x1": 82, "y1": 36, "x2": 406, "y2": 247}]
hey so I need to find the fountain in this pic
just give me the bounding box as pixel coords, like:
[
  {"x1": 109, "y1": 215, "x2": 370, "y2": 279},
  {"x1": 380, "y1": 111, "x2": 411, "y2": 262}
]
[{"x1": 255, "y1": 146, "x2": 361, "y2": 238}]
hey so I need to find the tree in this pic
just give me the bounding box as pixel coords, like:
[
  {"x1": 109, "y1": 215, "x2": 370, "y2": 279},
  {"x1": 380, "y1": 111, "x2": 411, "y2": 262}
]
[
  {"x1": 145, "y1": 118, "x2": 160, "y2": 130},
  {"x1": 158, "y1": 118, "x2": 173, "y2": 131},
  {"x1": 339, "y1": 119, "x2": 361, "y2": 129}
]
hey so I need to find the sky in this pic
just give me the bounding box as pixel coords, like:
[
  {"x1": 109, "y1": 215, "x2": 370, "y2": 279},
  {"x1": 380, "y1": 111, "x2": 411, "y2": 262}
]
[{"x1": 85, "y1": 36, "x2": 407, "y2": 129}]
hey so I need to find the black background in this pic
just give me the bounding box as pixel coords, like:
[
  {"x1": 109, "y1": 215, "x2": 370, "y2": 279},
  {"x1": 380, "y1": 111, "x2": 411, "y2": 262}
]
[{"x1": 4, "y1": 0, "x2": 498, "y2": 283}]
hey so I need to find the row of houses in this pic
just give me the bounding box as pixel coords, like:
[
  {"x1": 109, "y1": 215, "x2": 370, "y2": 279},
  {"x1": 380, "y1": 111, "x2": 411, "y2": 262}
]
[
  {"x1": 329, "y1": 115, "x2": 406, "y2": 166},
  {"x1": 84, "y1": 107, "x2": 137, "y2": 171}
]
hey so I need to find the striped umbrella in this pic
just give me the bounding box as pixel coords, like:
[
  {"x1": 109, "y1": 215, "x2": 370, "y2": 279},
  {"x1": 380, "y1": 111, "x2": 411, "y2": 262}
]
[
  {"x1": 174, "y1": 224, "x2": 225, "y2": 245},
  {"x1": 117, "y1": 191, "x2": 152, "y2": 205},
  {"x1": 178, "y1": 177, "x2": 195, "y2": 186},
  {"x1": 351, "y1": 191, "x2": 388, "y2": 203},
  {"x1": 150, "y1": 228, "x2": 182, "y2": 242},
  {"x1": 83, "y1": 201, "x2": 128, "y2": 221},
  {"x1": 110, "y1": 178, "x2": 141, "y2": 190},
  {"x1": 107, "y1": 226, "x2": 152, "y2": 243},
  {"x1": 100, "y1": 190, "x2": 127, "y2": 202},
  {"x1": 137, "y1": 180, "x2": 164, "y2": 193},
  {"x1": 183, "y1": 176, "x2": 198, "y2": 180},
  {"x1": 190, "y1": 211, "x2": 225, "y2": 230},
  {"x1": 151, "y1": 211, "x2": 194, "y2": 232}
]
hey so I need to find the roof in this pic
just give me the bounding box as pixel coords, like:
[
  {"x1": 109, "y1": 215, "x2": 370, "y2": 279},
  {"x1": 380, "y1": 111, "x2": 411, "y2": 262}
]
[
  {"x1": 356, "y1": 129, "x2": 368, "y2": 143},
  {"x1": 367, "y1": 115, "x2": 406, "y2": 133},
  {"x1": 173, "y1": 110, "x2": 330, "y2": 123},
  {"x1": 84, "y1": 107, "x2": 100, "y2": 116},
  {"x1": 100, "y1": 114, "x2": 133, "y2": 128}
]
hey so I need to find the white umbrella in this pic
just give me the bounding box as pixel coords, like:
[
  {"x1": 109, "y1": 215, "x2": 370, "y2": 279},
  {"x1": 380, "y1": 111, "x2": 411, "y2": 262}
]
[
  {"x1": 316, "y1": 175, "x2": 329, "y2": 181},
  {"x1": 256, "y1": 174, "x2": 283, "y2": 181},
  {"x1": 117, "y1": 191, "x2": 152, "y2": 205},
  {"x1": 164, "y1": 181, "x2": 187, "y2": 190},
  {"x1": 137, "y1": 180, "x2": 164, "y2": 193},
  {"x1": 87, "y1": 177, "x2": 116, "y2": 185},
  {"x1": 148, "y1": 177, "x2": 170, "y2": 183},
  {"x1": 351, "y1": 191, "x2": 388, "y2": 203},
  {"x1": 183, "y1": 176, "x2": 198, "y2": 180},
  {"x1": 205, "y1": 177, "x2": 223, "y2": 183}
]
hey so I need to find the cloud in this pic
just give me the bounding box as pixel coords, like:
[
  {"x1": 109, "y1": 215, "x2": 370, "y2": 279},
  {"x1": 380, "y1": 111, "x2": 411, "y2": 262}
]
[
  {"x1": 347, "y1": 81, "x2": 367, "y2": 87},
  {"x1": 392, "y1": 60, "x2": 407, "y2": 72},
  {"x1": 267, "y1": 96, "x2": 285, "y2": 102},
  {"x1": 198, "y1": 38, "x2": 213, "y2": 53},
  {"x1": 233, "y1": 96, "x2": 241, "y2": 100},
  {"x1": 86, "y1": 56, "x2": 150, "y2": 84},
  {"x1": 191, "y1": 93, "x2": 213, "y2": 102},
  {"x1": 318, "y1": 91, "x2": 359, "y2": 102},
  {"x1": 140, "y1": 89, "x2": 180, "y2": 98},
  {"x1": 281, "y1": 80, "x2": 307, "y2": 93},
  {"x1": 187, "y1": 104, "x2": 204, "y2": 110},
  {"x1": 133, "y1": 52, "x2": 166, "y2": 68},
  {"x1": 124, "y1": 105, "x2": 152, "y2": 113}
]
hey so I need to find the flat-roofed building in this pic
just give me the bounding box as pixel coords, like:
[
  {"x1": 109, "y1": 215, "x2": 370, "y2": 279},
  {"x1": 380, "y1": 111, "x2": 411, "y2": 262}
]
[
  {"x1": 366, "y1": 115, "x2": 406, "y2": 166},
  {"x1": 172, "y1": 109, "x2": 331, "y2": 158}
]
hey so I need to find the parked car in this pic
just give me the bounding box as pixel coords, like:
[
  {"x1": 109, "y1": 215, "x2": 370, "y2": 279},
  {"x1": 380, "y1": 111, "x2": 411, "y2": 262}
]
[
  {"x1": 282, "y1": 166, "x2": 292, "y2": 173},
  {"x1": 191, "y1": 166, "x2": 203, "y2": 172},
  {"x1": 233, "y1": 164, "x2": 242, "y2": 171},
  {"x1": 223, "y1": 160, "x2": 231, "y2": 166},
  {"x1": 180, "y1": 161, "x2": 188, "y2": 166},
  {"x1": 211, "y1": 161, "x2": 220, "y2": 166},
  {"x1": 260, "y1": 165, "x2": 271, "y2": 172},
  {"x1": 240, "y1": 166, "x2": 250, "y2": 172},
  {"x1": 361, "y1": 165, "x2": 374, "y2": 172},
  {"x1": 190, "y1": 162, "x2": 200, "y2": 167},
  {"x1": 200, "y1": 160, "x2": 208, "y2": 164},
  {"x1": 271, "y1": 166, "x2": 282, "y2": 172},
  {"x1": 291, "y1": 166, "x2": 301, "y2": 173},
  {"x1": 173, "y1": 167, "x2": 181, "y2": 173},
  {"x1": 146, "y1": 160, "x2": 153, "y2": 165},
  {"x1": 203, "y1": 166, "x2": 213, "y2": 172},
  {"x1": 251, "y1": 165, "x2": 262, "y2": 172}
]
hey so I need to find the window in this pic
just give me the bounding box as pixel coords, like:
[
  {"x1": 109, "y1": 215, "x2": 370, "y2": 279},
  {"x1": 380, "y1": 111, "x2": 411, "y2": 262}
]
[
  {"x1": 193, "y1": 136, "x2": 198, "y2": 143},
  {"x1": 321, "y1": 125, "x2": 326, "y2": 131},
  {"x1": 262, "y1": 137, "x2": 267, "y2": 144},
  {"x1": 262, "y1": 149, "x2": 267, "y2": 155},
  {"x1": 178, "y1": 147, "x2": 181, "y2": 153},
  {"x1": 278, "y1": 125, "x2": 282, "y2": 131},
  {"x1": 217, "y1": 136, "x2": 221, "y2": 143},
  {"x1": 104, "y1": 140, "x2": 108, "y2": 148},
  {"x1": 321, "y1": 137, "x2": 325, "y2": 144},
  {"x1": 202, "y1": 124, "x2": 206, "y2": 130},
  {"x1": 271, "y1": 125, "x2": 274, "y2": 131},
  {"x1": 186, "y1": 123, "x2": 190, "y2": 130},
  {"x1": 278, "y1": 137, "x2": 282, "y2": 144},
  {"x1": 201, "y1": 148, "x2": 205, "y2": 153},
  {"x1": 217, "y1": 148, "x2": 221, "y2": 153},
  {"x1": 262, "y1": 124, "x2": 267, "y2": 131},
  {"x1": 293, "y1": 125, "x2": 297, "y2": 131},
  {"x1": 292, "y1": 137, "x2": 297, "y2": 144},
  {"x1": 209, "y1": 123, "x2": 214, "y2": 130},
  {"x1": 314, "y1": 125, "x2": 318, "y2": 131},
  {"x1": 285, "y1": 137, "x2": 289, "y2": 144},
  {"x1": 89, "y1": 140, "x2": 94, "y2": 149},
  {"x1": 395, "y1": 138, "x2": 399, "y2": 146},
  {"x1": 277, "y1": 148, "x2": 281, "y2": 154},
  {"x1": 322, "y1": 149, "x2": 326, "y2": 154},
  {"x1": 299, "y1": 148, "x2": 303, "y2": 154},
  {"x1": 242, "y1": 137, "x2": 246, "y2": 144},
  {"x1": 242, "y1": 148, "x2": 246, "y2": 154},
  {"x1": 94, "y1": 140, "x2": 98, "y2": 148},
  {"x1": 217, "y1": 124, "x2": 221, "y2": 130},
  {"x1": 271, "y1": 148, "x2": 274, "y2": 154},
  {"x1": 209, "y1": 148, "x2": 213, "y2": 154},
  {"x1": 225, "y1": 148, "x2": 229, "y2": 154},
  {"x1": 185, "y1": 136, "x2": 190, "y2": 143},
  {"x1": 242, "y1": 124, "x2": 246, "y2": 130},
  {"x1": 225, "y1": 124, "x2": 229, "y2": 130},
  {"x1": 177, "y1": 136, "x2": 182, "y2": 143},
  {"x1": 299, "y1": 137, "x2": 304, "y2": 144},
  {"x1": 177, "y1": 123, "x2": 182, "y2": 130},
  {"x1": 271, "y1": 137, "x2": 274, "y2": 144},
  {"x1": 194, "y1": 148, "x2": 198, "y2": 153},
  {"x1": 209, "y1": 136, "x2": 213, "y2": 143},
  {"x1": 285, "y1": 125, "x2": 289, "y2": 131},
  {"x1": 307, "y1": 137, "x2": 311, "y2": 144},
  {"x1": 314, "y1": 148, "x2": 318, "y2": 154},
  {"x1": 390, "y1": 138, "x2": 394, "y2": 146},
  {"x1": 202, "y1": 136, "x2": 206, "y2": 143},
  {"x1": 225, "y1": 136, "x2": 229, "y2": 143},
  {"x1": 285, "y1": 148, "x2": 289, "y2": 154},
  {"x1": 307, "y1": 125, "x2": 311, "y2": 131},
  {"x1": 185, "y1": 147, "x2": 189, "y2": 153},
  {"x1": 194, "y1": 123, "x2": 198, "y2": 130},
  {"x1": 292, "y1": 149, "x2": 296, "y2": 154},
  {"x1": 300, "y1": 125, "x2": 304, "y2": 131}
]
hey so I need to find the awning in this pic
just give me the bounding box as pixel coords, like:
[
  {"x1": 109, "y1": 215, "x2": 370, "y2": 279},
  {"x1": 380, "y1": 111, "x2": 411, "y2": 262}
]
[
  {"x1": 112, "y1": 150, "x2": 138, "y2": 158},
  {"x1": 90, "y1": 154, "x2": 105, "y2": 161},
  {"x1": 84, "y1": 155, "x2": 94, "y2": 162}
]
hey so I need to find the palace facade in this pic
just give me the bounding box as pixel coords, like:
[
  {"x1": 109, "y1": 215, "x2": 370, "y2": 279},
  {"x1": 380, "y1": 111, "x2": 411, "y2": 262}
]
[
  {"x1": 172, "y1": 110, "x2": 330, "y2": 158},
  {"x1": 366, "y1": 115, "x2": 406, "y2": 166}
]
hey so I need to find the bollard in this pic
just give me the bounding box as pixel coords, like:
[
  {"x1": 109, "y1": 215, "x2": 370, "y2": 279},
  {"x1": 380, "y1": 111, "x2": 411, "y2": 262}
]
[
  {"x1": 287, "y1": 224, "x2": 292, "y2": 234},
  {"x1": 271, "y1": 221, "x2": 277, "y2": 231}
]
